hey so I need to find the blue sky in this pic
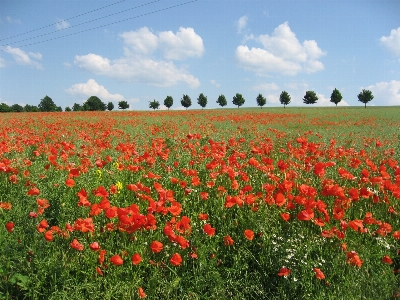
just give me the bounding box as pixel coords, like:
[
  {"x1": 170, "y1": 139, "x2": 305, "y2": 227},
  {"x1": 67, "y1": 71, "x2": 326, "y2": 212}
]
[{"x1": 1, "y1": 0, "x2": 400, "y2": 110}]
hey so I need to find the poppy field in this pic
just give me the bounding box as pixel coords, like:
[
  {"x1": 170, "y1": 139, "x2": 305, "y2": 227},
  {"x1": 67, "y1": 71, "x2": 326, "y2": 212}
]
[{"x1": 1, "y1": 107, "x2": 400, "y2": 299}]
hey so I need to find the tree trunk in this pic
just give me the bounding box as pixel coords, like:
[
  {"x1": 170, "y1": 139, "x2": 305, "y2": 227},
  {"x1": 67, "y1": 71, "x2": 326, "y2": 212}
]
[{"x1": 365, "y1": 103, "x2": 366, "y2": 108}]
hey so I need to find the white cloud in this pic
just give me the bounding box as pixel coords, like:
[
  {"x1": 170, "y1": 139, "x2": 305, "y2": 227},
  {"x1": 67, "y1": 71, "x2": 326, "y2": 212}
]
[
  {"x1": 2, "y1": 16, "x2": 21, "y2": 24},
  {"x1": 315, "y1": 93, "x2": 349, "y2": 106},
  {"x1": 253, "y1": 82, "x2": 279, "y2": 92},
  {"x1": 120, "y1": 27, "x2": 158, "y2": 55},
  {"x1": 0, "y1": 57, "x2": 5, "y2": 68},
  {"x1": 237, "y1": 15, "x2": 248, "y2": 33},
  {"x1": 380, "y1": 27, "x2": 400, "y2": 57},
  {"x1": 75, "y1": 27, "x2": 203, "y2": 88},
  {"x1": 366, "y1": 80, "x2": 400, "y2": 105},
  {"x1": 159, "y1": 27, "x2": 204, "y2": 60},
  {"x1": 66, "y1": 79, "x2": 126, "y2": 102},
  {"x1": 236, "y1": 22, "x2": 326, "y2": 76},
  {"x1": 56, "y1": 20, "x2": 70, "y2": 30},
  {"x1": 74, "y1": 54, "x2": 200, "y2": 88},
  {"x1": 210, "y1": 79, "x2": 220, "y2": 87},
  {"x1": 2, "y1": 46, "x2": 43, "y2": 69}
]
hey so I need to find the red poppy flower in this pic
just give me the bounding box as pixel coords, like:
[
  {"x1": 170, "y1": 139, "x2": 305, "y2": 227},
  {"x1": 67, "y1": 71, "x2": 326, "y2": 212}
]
[
  {"x1": 198, "y1": 213, "x2": 208, "y2": 220},
  {"x1": 297, "y1": 209, "x2": 314, "y2": 221},
  {"x1": 170, "y1": 253, "x2": 183, "y2": 266},
  {"x1": 96, "y1": 267, "x2": 103, "y2": 276},
  {"x1": 280, "y1": 212, "x2": 290, "y2": 221},
  {"x1": 313, "y1": 268, "x2": 325, "y2": 280},
  {"x1": 70, "y1": 239, "x2": 84, "y2": 251},
  {"x1": 90, "y1": 242, "x2": 101, "y2": 251},
  {"x1": 203, "y1": 224, "x2": 216, "y2": 236},
  {"x1": 98, "y1": 250, "x2": 107, "y2": 265},
  {"x1": 150, "y1": 241, "x2": 163, "y2": 253},
  {"x1": 44, "y1": 230, "x2": 53, "y2": 242},
  {"x1": 27, "y1": 187, "x2": 40, "y2": 196},
  {"x1": 278, "y1": 267, "x2": 290, "y2": 277},
  {"x1": 223, "y1": 235, "x2": 234, "y2": 246},
  {"x1": 132, "y1": 253, "x2": 142, "y2": 265},
  {"x1": 244, "y1": 229, "x2": 254, "y2": 241},
  {"x1": 382, "y1": 255, "x2": 393, "y2": 264},
  {"x1": 65, "y1": 178, "x2": 75, "y2": 187},
  {"x1": 5, "y1": 221, "x2": 14, "y2": 233},
  {"x1": 110, "y1": 255, "x2": 124, "y2": 266},
  {"x1": 138, "y1": 287, "x2": 146, "y2": 298}
]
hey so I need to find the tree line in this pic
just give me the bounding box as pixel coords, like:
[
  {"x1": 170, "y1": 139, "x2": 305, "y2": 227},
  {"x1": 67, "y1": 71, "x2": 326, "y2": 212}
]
[
  {"x1": 0, "y1": 96, "x2": 130, "y2": 113},
  {"x1": 148, "y1": 89, "x2": 374, "y2": 110},
  {"x1": 0, "y1": 89, "x2": 374, "y2": 113}
]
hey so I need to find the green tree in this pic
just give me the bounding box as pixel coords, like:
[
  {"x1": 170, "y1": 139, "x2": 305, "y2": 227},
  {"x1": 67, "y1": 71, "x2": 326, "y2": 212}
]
[
  {"x1": 38, "y1": 95, "x2": 57, "y2": 112},
  {"x1": 118, "y1": 100, "x2": 129, "y2": 110},
  {"x1": 232, "y1": 93, "x2": 245, "y2": 108},
  {"x1": 0, "y1": 103, "x2": 12, "y2": 112},
  {"x1": 330, "y1": 88, "x2": 342, "y2": 106},
  {"x1": 65, "y1": 106, "x2": 71, "y2": 112},
  {"x1": 216, "y1": 94, "x2": 227, "y2": 107},
  {"x1": 12, "y1": 104, "x2": 24, "y2": 112},
  {"x1": 83, "y1": 96, "x2": 106, "y2": 111},
  {"x1": 149, "y1": 99, "x2": 160, "y2": 111},
  {"x1": 303, "y1": 91, "x2": 318, "y2": 104},
  {"x1": 107, "y1": 102, "x2": 114, "y2": 111},
  {"x1": 197, "y1": 93, "x2": 207, "y2": 109},
  {"x1": 72, "y1": 103, "x2": 83, "y2": 111},
  {"x1": 56, "y1": 106, "x2": 62, "y2": 112},
  {"x1": 181, "y1": 94, "x2": 192, "y2": 110},
  {"x1": 357, "y1": 89, "x2": 374, "y2": 108},
  {"x1": 256, "y1": 93, "x2": 266, "y2": 109},
  {"x1": 279, "y1": 91, "x2": 291, "y2": 108},
  {"x1": 24, "y1": 104, "x2": 39, "y2": 112},
  {"x1": 164, "y1": 96, "x2": 173, "y2": 110}
]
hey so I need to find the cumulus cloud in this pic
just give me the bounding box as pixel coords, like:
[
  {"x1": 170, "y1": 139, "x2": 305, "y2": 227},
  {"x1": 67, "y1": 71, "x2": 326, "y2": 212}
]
[
  {"x1": 0, "y1": 57, "x2": 5, "y2": 68},
  {"x1": 235, "y1": 22, "x2": 326, "y2": 76},
  {"x1": 56, "y1": 20, "x2": 70, "y2": 30},
  {"x1": 2, "y1": 46, "x2": 43, "y2": 69},
  {"x1": 366, "y1": 80, "x2": 400, "y2": 105},
  {"x1": 75, "y1": 27, "x2": 202, "y2": 88},
  {"x1": 66, "y1": 79, "x2": 126, "y2": 102},
  {"x1": 380, "y1": 27, "x2": 400, "y2": 58},
  {"x1": 315, "y1": 93, "x2": 349, "y2": 106},
  {"x1": 237, "y1": 15, "x2": 248, "y2": 33}
]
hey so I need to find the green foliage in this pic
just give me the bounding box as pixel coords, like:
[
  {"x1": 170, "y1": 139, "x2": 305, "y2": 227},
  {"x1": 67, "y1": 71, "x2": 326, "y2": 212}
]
[
  {"x1": 0, "y1": 103, "x2": 12, "y2": 112},
  {"x1": 24, "y1": 104, "x2": 39, "y2": 112},
  {"x1": 38, "y1": 95, "x2": 57, "y2": 112},
  {"x1": 164, "y1": 96, "x2": 173, "y2": 110},
  {"x1": 149, "y1": 99, "x2": 160, "y2": 111},
  {"x1": 83, "y1": 96, "x2": 106, "y2": 111},
  {"x1": 330, "y1": 88, "x2": 342, "y2": 106},
  {"x1": 256, "y1": 93, "x2": 266, "y2": 109},
  {"x1": 197, "y1": 93, "x2": 208, "y2": 109},
  {"x1": 217, "y1": 95, "x2": 227, "y2": 107},
  {"x1": 118, "y1": 100, "x2": 129, "y2": 110},
  {"x1": 232, "y1": 93, "x2": 245, "y2": 108},
  {"x1": 303, "y1": 91, "x2": 318, "y2": 104},
  {"x1": 107, "y1": 102, "x2": 114, "y2": 111},
  {"x1": 357, "y1": 89, "x2": 374, "y2": 108},
  {"x1": 65, "y1": 107, "x2": 71, "y2": 112},
  {"x1": 279, "y1": 91, "x2": 291, "y2": 108},
  {"x1": 181, "y1": 94, "x2": 192, "y2": 110},
  {"x1": 11, "y1": 104, "x2": 24, "y2": 112},
  {"x1": 72, "y1": 103, "x2": 83, "y2": 111}
]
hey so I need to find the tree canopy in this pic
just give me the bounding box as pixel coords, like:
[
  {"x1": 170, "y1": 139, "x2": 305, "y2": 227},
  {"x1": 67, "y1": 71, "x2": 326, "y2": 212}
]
[
  {"x1": 279, "y1": 91, "x2": 291, "y2": 108},
  {"x1": 216, "y1": 95, "x2": 227, "y2": 107},
  {"x1": 256, "y1": 93, "x2": 266, "y2": 109},
  {"x1": 330, "y1": 88, "x2": 342, "y2": 106},
  {"x1": 164, "y1": 96, "x2": 173, "y2": 110},
  {"x1": 357, "y1": 89, "x2": 374, "y2": 108},
  {"x1": 181, "y1": 94, "x2": 192, "y2": 110},
  {"x1": 197, "y1": 93, "x2": 207, "y2": 109},
  {"x1": 118, "y1": 100, "x2": 129, "y2": 110},
  {"x1": 107, "y1": 102, "x2": 114, "y2": 111},
  {"x1": 38, "y1": 95, "x2": 57, "y2": 112},
  {"x1": 149, "y1": 99, "x2": 160, "y2": 111},
  {"x1": 83, "y1": 96, "x2": 106, "y2": 111},
  {"x1": 232, "y1": 93, "x2": 245, "y2": 108},
  {"x1": 303, "y1": 91, "x2": 318, "y2": 104}
]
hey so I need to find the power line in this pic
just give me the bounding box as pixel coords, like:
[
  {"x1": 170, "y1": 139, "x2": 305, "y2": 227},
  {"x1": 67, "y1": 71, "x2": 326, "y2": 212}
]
[
  {"x1": 1, "y1": 0, "x2": 198, "y2": 51},
  {"x1": 0, "y1": 0, "x2": 128, "y2": 42},
  {"x1": 1, "y1": 0, "x2": 160, "y2": 47}
]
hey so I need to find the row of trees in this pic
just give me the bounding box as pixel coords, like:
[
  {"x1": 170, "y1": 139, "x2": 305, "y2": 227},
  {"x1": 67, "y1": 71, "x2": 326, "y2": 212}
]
[
  {"x1": 0, "y1": 96, "x2": 131, "y2": 113},
  {"x1": 148, "y1": 89, "x2": 374, "y2": 110}
]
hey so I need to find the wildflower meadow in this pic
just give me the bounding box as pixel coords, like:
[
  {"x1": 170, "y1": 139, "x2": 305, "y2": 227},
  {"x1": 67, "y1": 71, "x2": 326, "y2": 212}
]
[{"x1": 1, "y1": 107, "x2": 399, "y2": 299}]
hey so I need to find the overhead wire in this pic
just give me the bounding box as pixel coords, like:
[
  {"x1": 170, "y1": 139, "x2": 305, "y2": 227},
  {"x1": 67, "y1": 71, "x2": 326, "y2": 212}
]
[
  {"x1": 1, "y1": 0, "x2": 161, "y2": 47},
  {"x1": 1, "y1": 0, "x2": 198, "y2": 51},
  {"x1": 0, "y1": 0, "x2": 128, "y2": 42}
]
